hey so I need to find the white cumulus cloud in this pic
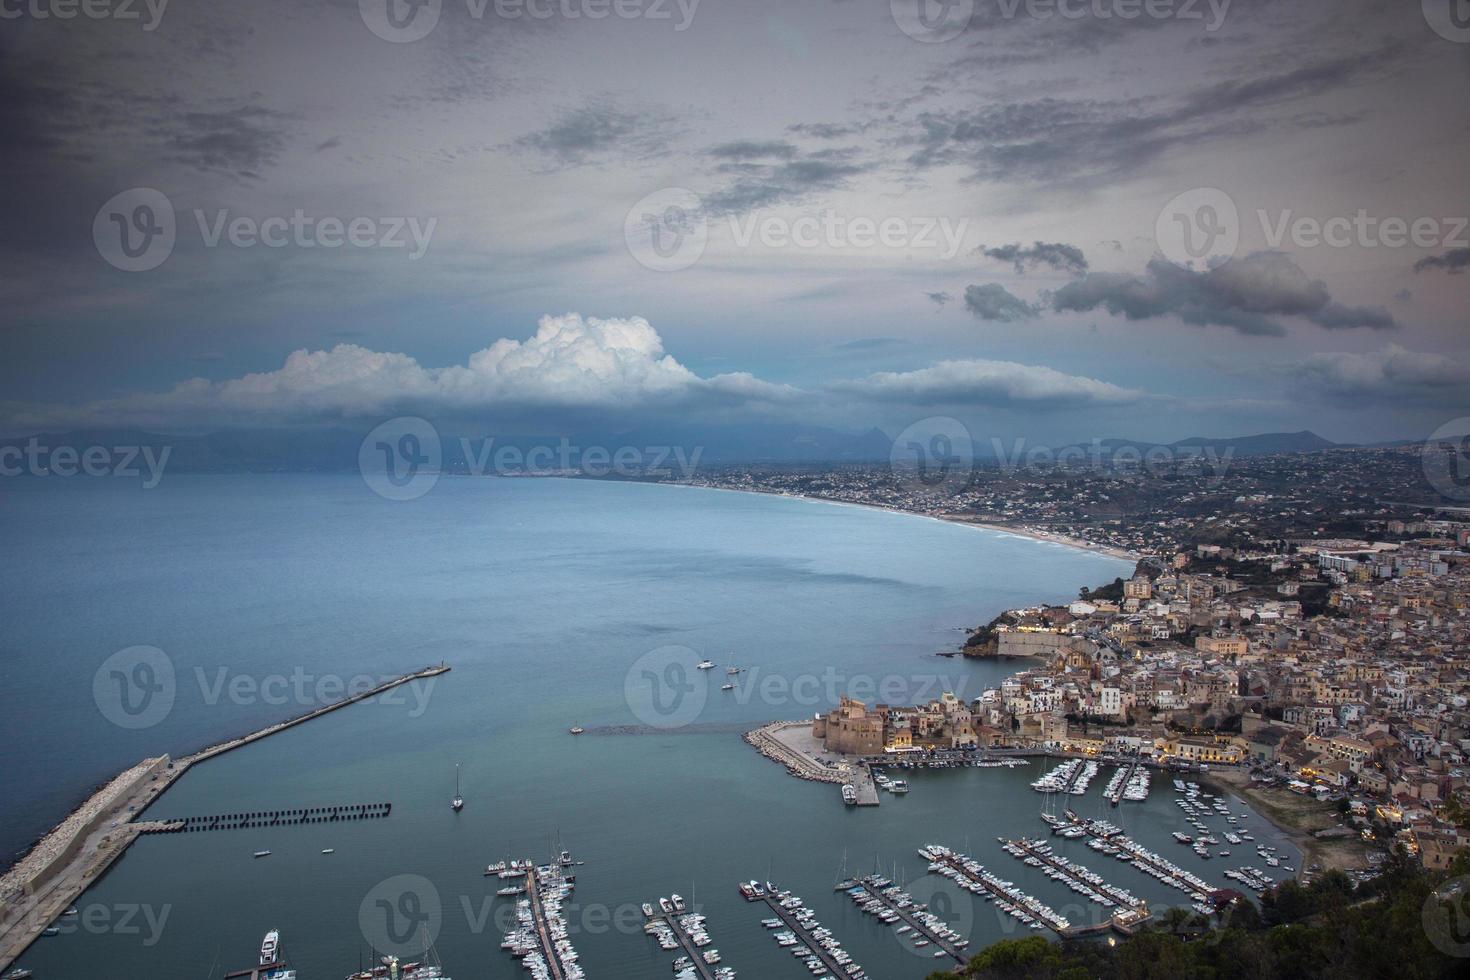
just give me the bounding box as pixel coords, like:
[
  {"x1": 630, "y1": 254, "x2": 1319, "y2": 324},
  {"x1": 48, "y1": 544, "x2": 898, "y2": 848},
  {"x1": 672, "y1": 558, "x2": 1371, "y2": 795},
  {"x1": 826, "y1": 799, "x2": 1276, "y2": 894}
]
[{"x1": 2, "y1": 314, "x2": 801, "y2": 431}]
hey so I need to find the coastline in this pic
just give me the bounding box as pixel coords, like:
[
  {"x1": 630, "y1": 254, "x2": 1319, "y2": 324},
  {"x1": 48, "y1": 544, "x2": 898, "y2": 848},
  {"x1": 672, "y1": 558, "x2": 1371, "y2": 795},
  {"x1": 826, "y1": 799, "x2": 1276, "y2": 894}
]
[
  {"x1": 657, "y1": 481, "x2": 1139, "y2": 564},
  {"x1": 1199, "y1": 768, "x2": 1372, "y2": 876}
]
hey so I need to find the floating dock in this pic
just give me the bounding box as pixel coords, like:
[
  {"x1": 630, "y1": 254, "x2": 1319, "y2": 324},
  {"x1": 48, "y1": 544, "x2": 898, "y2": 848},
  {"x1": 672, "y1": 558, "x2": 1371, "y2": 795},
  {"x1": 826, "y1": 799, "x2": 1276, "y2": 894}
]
[
  {"x1": 1003, "y1": 839, "x2": 1152, "y2": 934},
  {"x1": 1105, "y1": 760, "x2": 1135, "y2": 806},
  {"x1": 1053, "y1": 817, "x2": 1214, "y2": 899},
  {"x1": 743, "y1": 883, "x2": 864, "y2": 978},
  {"x1": 646, "y1": 904, "x2": 727, "y2": 980},
  {"x1": 524, "y1": 866, "x2": 570, "y2": 980},
  {"x1": 145, "y1": 802, "x2": 391, "y2": 832},
  {"x1": 845, "y1": 874, "x2": 968, "y2": 966},
  {"x1": 926, "y1": 850, "x2": 1074, "y2": 935}
]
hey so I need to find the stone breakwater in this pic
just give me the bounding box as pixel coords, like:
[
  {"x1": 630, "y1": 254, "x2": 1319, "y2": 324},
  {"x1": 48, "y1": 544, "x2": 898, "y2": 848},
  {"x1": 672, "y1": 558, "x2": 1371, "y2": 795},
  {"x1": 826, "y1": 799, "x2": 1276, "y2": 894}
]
[{"x1": 743, "y1": 721, "x2": 847, "y2": 784}]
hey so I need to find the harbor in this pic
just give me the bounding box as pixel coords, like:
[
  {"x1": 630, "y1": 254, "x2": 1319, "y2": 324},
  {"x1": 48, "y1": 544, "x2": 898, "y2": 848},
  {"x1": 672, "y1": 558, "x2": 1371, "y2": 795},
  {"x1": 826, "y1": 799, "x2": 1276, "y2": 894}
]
[
  {"x1": 5, "y1": 723, "x2": 1309, "y2": 980},
  {"x1": 1045, "y1": 812, "x2": 1217, "y2": 907}
]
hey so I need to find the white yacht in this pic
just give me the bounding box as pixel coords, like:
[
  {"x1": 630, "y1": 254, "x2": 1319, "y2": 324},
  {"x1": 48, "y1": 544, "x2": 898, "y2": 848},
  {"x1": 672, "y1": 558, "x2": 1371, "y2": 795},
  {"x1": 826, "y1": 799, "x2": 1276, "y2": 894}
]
[
  {"x1": 259, "y1": 929, "x2": 280, "y2": 966},
  {"x1": 696, "y1": 659, "x2": 716, "y2": 669}
]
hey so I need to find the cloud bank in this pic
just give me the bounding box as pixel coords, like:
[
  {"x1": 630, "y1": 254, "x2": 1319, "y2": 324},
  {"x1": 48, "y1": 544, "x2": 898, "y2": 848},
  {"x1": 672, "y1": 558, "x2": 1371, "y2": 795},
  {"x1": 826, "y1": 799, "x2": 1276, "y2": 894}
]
[
  {"x1": 828, "y1": 359, "x2": 1145, "y2": 409},
  {"x1": 2, "y1": 314, "x2": 799, "y2": 432}
]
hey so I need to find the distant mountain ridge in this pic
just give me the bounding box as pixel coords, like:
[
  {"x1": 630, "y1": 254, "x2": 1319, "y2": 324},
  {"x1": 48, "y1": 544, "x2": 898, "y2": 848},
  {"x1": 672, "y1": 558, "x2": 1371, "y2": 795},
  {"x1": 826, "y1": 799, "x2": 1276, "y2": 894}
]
[
  {"x1": 1080, "y1": 430, "x2": 1340, "y2": 456},
  {"x1": 0, "y1": 426, "x2": 1364, "y2": 472},
  {"x1": 0, "y1": 423, "x2": 896, "y2": 471}
]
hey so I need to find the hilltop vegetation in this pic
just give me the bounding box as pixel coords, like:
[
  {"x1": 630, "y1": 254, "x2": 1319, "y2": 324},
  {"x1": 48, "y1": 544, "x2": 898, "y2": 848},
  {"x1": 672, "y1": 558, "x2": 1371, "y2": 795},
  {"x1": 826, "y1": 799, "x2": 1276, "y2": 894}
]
[{"x1": 926, "y1": 850, "x2": 1470, "y2": 980}]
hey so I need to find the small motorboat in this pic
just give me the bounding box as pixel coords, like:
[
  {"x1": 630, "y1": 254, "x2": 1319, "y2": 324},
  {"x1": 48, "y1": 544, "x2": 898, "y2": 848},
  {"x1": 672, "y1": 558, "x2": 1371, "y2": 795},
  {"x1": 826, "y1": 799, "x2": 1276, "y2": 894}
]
[
  {"x1": 253, "y1": 850, "x2": 272, "y2": 858},
  {"x1": 568, "y1": 725, "x2": 585, "y2": 735},
  {"x1": 321, "y1": 848, "x2": 335, "y2": 854},
  {"x1": 696, "y1": 660, "x2": 715, "y2": 670}
]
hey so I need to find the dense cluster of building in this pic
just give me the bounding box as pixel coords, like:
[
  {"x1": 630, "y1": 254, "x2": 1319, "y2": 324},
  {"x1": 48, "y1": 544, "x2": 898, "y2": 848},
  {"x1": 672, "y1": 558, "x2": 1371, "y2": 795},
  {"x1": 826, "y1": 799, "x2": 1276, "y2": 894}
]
[{"x1": 746, "y1": 445, "x2": 1470, "y2": 868}]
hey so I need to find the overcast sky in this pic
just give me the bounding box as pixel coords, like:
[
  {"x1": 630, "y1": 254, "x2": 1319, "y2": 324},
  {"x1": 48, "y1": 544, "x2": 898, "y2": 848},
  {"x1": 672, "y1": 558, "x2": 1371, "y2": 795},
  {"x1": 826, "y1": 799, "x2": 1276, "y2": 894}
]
[{"x1": 3, "y1": 0, "x2": 1468, "y2": 445}]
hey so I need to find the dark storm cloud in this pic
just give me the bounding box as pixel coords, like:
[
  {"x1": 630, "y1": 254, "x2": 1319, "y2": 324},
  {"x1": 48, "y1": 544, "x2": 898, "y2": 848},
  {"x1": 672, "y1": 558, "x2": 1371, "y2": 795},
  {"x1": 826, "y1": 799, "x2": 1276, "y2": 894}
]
[
  {"x1": 516, "y1": 101, "x2": 681, "y2": 166},
  {"x1": 786, "y1": 122, "x2": 862, "y2": 140},
  {"x1": 907, "y1": 45, "x2": 1403, "y2": 186},
  {"x1": 1268, "y1": 346, "x2": 1470, "y2": 404},
  {"x1": 1413, "y1": 247, "x2": 1470, "y2": 274},
  {"x1": 708, "y1": 140, "x2": 798, "y2": 159},
  {"x1": 964, "y1": 283, "x2": 1039, "y2": 322},
  {"x1": 948, "y1": 0, "x2": 1235, "y2": 69},
  {"x1": 1048, "y1": 252, "x2": 1396, "y2": 336},
  {"x1": 978, "y1": 241, "x2": 1088, "y2": 276},
  {"x1": 702, "y1": 154, "x2": 866, "y2": 215},
  {"x1": 162, "y1": 105, "x2": 293, "y2": 177}
]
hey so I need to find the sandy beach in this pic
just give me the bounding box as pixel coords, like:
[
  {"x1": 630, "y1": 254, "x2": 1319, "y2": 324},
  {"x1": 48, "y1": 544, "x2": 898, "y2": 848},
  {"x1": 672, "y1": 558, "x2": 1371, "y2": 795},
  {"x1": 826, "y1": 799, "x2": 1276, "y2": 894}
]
[
  {"x1": 1201, "y1": 768, "x2": 1373, "y2": 875},
  {"x1": 666, "y1": 482, "x2": 1139, "y2": 565}
]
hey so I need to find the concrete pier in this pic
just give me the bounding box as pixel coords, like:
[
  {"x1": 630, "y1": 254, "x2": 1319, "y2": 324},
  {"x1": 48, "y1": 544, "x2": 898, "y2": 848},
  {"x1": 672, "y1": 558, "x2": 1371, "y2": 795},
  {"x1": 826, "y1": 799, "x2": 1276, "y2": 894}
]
[
  {"x1": 852, "y1": 769, "x2": 880, "y2": 807},
  {"x1": 0, "y1": 663, "x2": 450, "y2": 974}
]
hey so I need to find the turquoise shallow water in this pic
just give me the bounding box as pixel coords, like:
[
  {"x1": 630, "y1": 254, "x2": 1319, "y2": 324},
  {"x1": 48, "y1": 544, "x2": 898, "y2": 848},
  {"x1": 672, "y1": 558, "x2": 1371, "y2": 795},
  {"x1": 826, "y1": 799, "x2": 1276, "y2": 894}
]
[{"x1": 0, "y1": 475, "x2": 1295, "y2": 978}]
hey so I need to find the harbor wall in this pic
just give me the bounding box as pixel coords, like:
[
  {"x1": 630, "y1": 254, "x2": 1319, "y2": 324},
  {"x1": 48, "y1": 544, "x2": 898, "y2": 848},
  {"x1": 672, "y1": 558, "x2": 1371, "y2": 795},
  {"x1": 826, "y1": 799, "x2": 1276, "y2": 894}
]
[{"x1": 23, "y1": 756, "x2": 170, "y2": 897}]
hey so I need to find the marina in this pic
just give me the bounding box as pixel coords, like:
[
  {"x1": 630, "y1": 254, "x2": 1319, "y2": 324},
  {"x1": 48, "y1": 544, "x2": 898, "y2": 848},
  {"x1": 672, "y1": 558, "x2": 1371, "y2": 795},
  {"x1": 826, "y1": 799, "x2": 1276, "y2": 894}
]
[
  {"x1": 1001, "y1": 838, "x2": 1152, "y2": 932},
  {"x1": 741, "y1": 881, "x2": 866, "y2": 978},
  {"x1": 642, "y1": 897, "x2": 735, "y2": 980},
  {"x1": 920, "y1": 845, "x2": 1076, "y2": 936},
  {"x1": 1049, "y1": 814, "x2": 1218, "y2": 907},
  {"x1": 838, "y1": 873, "x2": 968, "y2": 966},
  {"x1": 1103, "y1": 757, "x2": 1149, "y2": 807},
  {"x1": 500, "y1": 863, "x2": 583, "y2": 980}
]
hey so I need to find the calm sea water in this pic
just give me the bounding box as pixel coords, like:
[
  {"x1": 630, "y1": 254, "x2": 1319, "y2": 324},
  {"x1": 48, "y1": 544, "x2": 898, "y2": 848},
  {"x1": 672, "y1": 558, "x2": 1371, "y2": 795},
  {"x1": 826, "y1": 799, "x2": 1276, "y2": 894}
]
[{"x1": 0, "y1": 475, "x2": 1296, "y2": 979}]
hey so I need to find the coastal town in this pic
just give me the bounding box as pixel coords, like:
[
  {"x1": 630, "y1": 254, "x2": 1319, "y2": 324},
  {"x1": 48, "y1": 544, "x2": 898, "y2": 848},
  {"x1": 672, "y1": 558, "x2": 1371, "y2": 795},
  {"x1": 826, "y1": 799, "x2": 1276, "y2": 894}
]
[{"x1": 703, "y1": 440, "x2": 1470, "y2": 878}]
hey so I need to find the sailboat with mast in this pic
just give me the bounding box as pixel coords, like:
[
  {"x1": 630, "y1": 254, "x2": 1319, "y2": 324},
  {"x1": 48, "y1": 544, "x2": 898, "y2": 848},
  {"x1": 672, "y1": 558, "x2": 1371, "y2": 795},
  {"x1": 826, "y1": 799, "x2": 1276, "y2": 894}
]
[{"x1": 451, "y1": 763, "x2": 464, "y2": 812}]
